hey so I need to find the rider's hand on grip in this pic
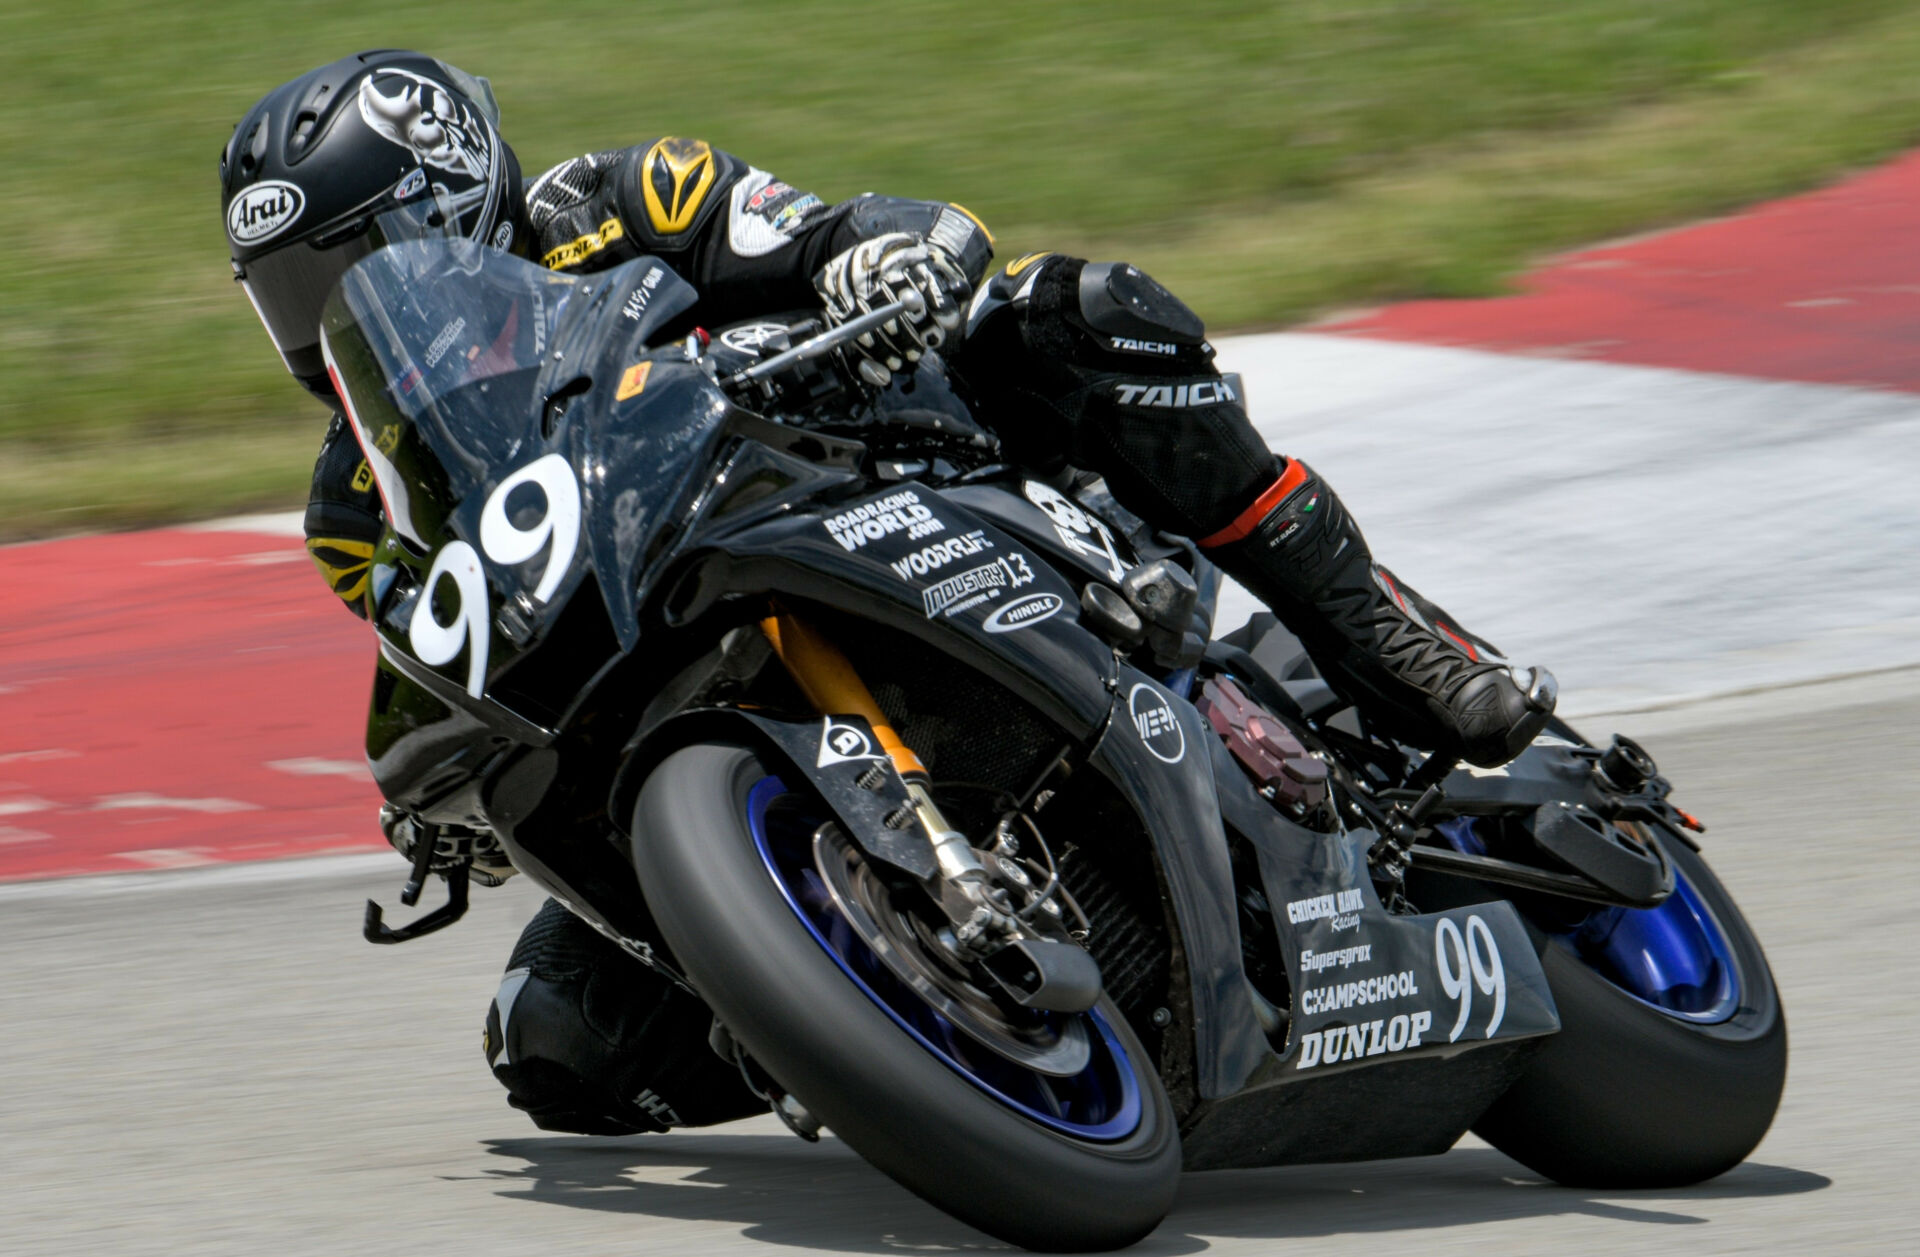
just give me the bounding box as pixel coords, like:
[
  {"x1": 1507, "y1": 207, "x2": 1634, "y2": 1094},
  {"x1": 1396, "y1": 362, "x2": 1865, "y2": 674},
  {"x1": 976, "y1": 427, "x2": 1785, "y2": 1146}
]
[{"x1": 815, "y1": 233, "x2": 969, "y2": 386}]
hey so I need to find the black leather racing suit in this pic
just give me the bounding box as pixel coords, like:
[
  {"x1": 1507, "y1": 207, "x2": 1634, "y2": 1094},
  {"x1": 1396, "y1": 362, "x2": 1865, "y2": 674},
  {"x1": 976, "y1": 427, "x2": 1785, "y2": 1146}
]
[{"x1": 305, "y1": 138, "x2": 1021, "y2": 1135}]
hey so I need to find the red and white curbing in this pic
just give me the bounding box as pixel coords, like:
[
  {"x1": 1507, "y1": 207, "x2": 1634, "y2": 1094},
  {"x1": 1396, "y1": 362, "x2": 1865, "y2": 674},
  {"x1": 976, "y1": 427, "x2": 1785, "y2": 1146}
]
[{"x1": 5, "y1": 152, "x2": 1917, "y2": 882}]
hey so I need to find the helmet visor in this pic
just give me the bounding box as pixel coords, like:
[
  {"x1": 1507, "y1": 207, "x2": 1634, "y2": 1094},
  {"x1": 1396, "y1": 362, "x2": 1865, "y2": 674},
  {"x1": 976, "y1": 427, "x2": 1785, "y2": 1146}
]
[
  {"x1": 238, "y1": 231, "x2": 380, "y2": 374},
  {"x1": 237, "y1": 195, "x2": 468, "y2": 377}
]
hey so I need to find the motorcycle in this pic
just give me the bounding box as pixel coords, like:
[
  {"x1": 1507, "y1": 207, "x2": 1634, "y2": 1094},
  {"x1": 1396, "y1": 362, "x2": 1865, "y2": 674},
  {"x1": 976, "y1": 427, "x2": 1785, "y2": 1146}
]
[{"x1": 325, "y1": 232, "x2": 1786, "y2": 1251}]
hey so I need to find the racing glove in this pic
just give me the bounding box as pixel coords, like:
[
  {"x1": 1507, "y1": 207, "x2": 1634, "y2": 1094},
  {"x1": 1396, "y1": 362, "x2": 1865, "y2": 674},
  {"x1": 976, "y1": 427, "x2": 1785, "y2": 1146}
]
[
  {"x1": 380, "y1": 803, "x2": 517, "y2": 887},
  {"x1": 816, "y1": 232, "x2": 969, "y2": 386}
]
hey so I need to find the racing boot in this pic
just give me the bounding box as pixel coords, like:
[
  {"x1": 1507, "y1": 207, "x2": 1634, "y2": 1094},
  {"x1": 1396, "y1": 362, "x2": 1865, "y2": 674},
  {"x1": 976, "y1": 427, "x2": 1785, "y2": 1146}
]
[{"x1": 1201, "y1": 460, "x2": 1556, "y2": 768}]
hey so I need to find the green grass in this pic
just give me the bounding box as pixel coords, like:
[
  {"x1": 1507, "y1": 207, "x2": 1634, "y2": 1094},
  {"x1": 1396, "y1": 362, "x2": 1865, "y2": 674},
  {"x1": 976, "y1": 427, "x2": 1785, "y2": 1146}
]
[{"x1": 6, "y1": 1, "x2": 1920, "y2": 538}]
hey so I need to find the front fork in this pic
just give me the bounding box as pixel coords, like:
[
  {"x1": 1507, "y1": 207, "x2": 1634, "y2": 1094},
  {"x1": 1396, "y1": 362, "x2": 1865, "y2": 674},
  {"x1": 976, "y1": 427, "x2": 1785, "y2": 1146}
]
[
  {"x1": 758, "y1": 607, "x2": 1102, "y2": 1010},
  {"x1": 760, "y1": 610, "x2": 985, "y2": 889}
]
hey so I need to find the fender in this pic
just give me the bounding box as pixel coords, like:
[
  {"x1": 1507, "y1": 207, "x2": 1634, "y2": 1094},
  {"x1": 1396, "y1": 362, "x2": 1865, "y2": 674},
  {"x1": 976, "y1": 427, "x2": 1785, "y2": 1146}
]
[{"x1": 614, "y1": 706, "x2": 939, "y2": 882}]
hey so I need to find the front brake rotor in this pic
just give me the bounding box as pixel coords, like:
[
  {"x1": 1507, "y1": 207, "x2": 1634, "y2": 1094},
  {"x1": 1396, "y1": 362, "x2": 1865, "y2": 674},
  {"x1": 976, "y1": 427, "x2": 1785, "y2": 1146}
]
[{"x1": 811, "y1": 824, "x2": 1091, "y2": 1076}]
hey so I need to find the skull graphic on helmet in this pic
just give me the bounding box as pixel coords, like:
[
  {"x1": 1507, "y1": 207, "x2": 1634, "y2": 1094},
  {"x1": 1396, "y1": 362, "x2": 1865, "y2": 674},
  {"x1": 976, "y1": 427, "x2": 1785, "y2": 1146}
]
[{"x1": 357, "y1": 67, "x2": 494, "y2": 183}]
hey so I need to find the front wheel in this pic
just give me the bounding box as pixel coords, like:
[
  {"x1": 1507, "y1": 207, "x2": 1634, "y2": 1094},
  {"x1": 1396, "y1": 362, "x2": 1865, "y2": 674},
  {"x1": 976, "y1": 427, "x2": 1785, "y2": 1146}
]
[{"x1": 632, "y1": 743, "x2": 1180, "y2": 1251}]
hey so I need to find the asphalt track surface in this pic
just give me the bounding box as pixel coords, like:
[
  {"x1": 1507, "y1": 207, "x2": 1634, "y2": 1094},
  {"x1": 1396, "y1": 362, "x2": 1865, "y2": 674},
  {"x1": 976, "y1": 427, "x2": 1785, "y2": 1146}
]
[{"x1": 6, "y1": 669, "x2": 1915, "y2": 1255}]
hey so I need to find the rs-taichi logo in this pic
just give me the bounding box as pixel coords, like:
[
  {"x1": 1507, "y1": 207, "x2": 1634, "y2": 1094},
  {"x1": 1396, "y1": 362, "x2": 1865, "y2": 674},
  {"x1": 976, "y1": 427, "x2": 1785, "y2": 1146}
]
[
  {"x1": 227, "y1": 181, "x2": 305, "y2": 244},
  {"x1": 1113, "y1": 379, "x2": 1236, "y2": 409},
  {"x1": 1128, "y1": 683, "x2": 1186, "y2": 764}
]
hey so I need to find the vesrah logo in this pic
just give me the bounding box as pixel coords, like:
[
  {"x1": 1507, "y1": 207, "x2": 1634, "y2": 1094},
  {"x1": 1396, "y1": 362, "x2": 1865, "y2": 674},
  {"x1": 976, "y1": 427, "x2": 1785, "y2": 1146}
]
[{"x1": 228, "y1": 181, "x2": 305, "y2": 244}]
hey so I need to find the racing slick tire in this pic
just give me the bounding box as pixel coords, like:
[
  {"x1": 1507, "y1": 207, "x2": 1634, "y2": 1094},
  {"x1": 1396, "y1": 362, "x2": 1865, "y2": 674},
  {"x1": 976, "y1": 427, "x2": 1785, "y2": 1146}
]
[
  {"x1": 632, "y1": 743, "x2": 1181, "y2": 1251},
  {"x1": 1471, "y1": 829, "x2": 1788, "y2": 1187}
]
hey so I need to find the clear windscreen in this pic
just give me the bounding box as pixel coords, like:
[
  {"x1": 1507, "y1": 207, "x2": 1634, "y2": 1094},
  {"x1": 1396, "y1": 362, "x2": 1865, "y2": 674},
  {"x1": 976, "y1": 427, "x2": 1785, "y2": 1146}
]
[{"x1": 319, "y1": 237, "x2": 584, "y2": 546}]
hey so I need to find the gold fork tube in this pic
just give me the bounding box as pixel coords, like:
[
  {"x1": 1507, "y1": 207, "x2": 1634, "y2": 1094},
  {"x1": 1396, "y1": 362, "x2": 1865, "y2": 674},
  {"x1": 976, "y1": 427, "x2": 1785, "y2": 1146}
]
[
  {"x1": 760, "y1": 610, "x2": 984, "y2": 882},
  {"x1": 759, "y1": 611, "x2": 925, "y2": 777}
]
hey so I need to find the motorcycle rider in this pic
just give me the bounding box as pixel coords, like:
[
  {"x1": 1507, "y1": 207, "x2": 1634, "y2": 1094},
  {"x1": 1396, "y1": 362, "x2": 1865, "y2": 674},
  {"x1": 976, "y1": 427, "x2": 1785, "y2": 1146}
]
[{"x1": 223, "y1": 50, "x2": 1556, "y2": 1136}]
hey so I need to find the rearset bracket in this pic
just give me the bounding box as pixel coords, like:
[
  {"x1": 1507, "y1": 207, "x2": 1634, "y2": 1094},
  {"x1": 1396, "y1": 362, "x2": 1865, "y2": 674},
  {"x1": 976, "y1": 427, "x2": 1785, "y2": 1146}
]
[{"x1": 363, "y1": 858, "x2": 472, "y2": 944}]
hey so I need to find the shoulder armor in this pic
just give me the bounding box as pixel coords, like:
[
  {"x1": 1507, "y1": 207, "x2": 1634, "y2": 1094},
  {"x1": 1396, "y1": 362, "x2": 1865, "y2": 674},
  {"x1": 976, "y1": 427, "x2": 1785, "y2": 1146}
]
[
  {"x1": 623, "y1": 137, "x2": 740, "y2": 243},
  {"x1": 1076, "y1": 262, "x2": 1204, "y2": 346}
]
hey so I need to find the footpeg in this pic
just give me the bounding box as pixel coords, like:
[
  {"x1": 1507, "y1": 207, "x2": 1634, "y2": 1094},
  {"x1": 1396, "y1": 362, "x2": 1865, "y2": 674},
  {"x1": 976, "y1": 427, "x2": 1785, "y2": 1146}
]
[{"x1": 362, "y1": 820, "x2": 471, "y2": 944}]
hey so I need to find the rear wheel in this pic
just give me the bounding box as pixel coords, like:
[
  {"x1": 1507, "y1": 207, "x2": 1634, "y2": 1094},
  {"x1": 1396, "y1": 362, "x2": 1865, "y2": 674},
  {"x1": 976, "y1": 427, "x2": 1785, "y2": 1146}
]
[
  {"x1": 1229, "y1": 624, "x2": 1787, "y2": 1185},
  {"x1": 1466, "y1": 804, "x2": 1787, "y2": 1186},
  {"x1": 632, "y1": 743, "x2": 1180, "y2": 1251}
]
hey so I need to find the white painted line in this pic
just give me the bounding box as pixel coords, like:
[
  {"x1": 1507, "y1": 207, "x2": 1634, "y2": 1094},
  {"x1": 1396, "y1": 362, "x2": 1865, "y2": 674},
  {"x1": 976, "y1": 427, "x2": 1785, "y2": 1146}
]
[
  {"x1": 0, "y1": 851, "x2": 398, "y2": 901},
  {"x1": 1213, "y1": 334, "x2": 1920, "y2": 712},
  {"x1": 182, "y1": 510, "x2": 307, "y2": 537},
  {"x1": 267, "y1": 757, "x2": 372, "y2": 779},
  {"x1": 0, "y1": 749, "x2": 77, "y2": 766},
  {"x1": 91, "y1": 793, "x2": 260, "y2": 814}
]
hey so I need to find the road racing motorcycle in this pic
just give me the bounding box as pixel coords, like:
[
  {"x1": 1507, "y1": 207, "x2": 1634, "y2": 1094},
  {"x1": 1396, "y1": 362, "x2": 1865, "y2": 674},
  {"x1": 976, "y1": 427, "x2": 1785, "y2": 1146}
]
[{"x1": 327, "y1": 230, "x2": 1787, "y2": 1251}]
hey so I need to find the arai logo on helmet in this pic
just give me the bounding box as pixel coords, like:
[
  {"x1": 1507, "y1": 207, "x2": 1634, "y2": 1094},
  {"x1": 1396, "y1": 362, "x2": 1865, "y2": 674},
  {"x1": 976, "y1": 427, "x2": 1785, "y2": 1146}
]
[{"x1": 227, "y1": 181, "x2": 304, "y2": 244}]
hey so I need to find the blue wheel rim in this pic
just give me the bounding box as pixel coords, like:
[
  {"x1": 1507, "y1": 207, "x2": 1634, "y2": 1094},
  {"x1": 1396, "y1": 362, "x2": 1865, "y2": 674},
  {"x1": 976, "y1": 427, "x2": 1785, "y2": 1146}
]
[
  {"x1": 746, "y1": 776, "x2": 1144, "y2": 1141},
  {"x1": 1436, "y1": 816, "x2": 1741, "y2": 1024}
]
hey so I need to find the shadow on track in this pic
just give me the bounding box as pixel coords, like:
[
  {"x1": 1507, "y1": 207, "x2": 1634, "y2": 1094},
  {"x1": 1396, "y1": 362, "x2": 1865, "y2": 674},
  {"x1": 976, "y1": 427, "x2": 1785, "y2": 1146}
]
[{"x1": 479, "y1": 1132, "x2": 1828, "y2": 1252}]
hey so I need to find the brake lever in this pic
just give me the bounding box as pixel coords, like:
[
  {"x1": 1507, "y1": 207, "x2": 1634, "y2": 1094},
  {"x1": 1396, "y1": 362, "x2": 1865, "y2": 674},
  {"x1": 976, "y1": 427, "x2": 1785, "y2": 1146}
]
[{"x1": 364, "y1": 861, "x2": 471, "y2": 944}]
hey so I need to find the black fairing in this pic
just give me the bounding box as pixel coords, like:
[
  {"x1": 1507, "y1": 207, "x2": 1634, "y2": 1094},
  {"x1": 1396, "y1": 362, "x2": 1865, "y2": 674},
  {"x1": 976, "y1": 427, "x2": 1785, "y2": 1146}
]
[
  {"x1": 334, "y1": 239, "x2": 1565, "y2": 1170},
  {"x1": 659, "y1": 483, "x2": 1116, "y2": 741}
]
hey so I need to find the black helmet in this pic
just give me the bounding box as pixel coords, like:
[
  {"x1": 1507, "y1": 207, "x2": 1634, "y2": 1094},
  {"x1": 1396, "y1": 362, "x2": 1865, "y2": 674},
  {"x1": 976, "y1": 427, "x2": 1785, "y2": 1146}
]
[{"x1": 220, "y1": 50, "x2": 526, "y2": 397}]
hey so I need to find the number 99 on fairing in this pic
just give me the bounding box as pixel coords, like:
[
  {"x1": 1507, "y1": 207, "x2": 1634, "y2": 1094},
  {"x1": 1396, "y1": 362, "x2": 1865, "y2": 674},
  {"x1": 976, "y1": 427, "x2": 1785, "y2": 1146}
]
[
  {"x1": 408, "y1": 453, "x2": 582, "y2": 697},
  {"x1": 1435, "y1": 914, "x2": 1507, "y2": 1043}
]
